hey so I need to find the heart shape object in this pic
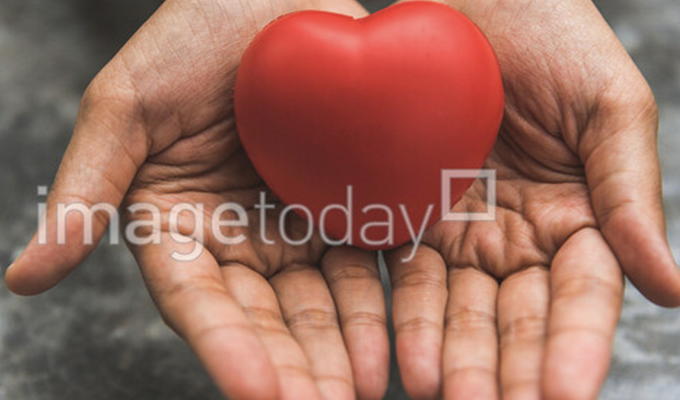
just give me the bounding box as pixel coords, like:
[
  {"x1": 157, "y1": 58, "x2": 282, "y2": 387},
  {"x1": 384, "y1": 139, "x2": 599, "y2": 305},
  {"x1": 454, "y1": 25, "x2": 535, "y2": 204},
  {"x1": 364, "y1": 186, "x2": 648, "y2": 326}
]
[{"x1": 234, "y1": 1, "x2": 504, "y2": 250}]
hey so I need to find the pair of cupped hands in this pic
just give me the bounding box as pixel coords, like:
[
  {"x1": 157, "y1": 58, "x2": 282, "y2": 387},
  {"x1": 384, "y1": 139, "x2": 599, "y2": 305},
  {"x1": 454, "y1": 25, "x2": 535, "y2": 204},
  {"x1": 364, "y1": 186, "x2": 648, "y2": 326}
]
[{"x1": 6, "y1": 0, "x2": 680, "y2": 399}]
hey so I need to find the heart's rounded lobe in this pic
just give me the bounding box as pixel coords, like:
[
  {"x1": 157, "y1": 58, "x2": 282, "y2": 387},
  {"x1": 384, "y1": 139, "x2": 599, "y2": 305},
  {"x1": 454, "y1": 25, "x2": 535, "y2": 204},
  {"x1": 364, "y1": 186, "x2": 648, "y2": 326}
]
[{"x1": 235, "y1": 1, "x2": 504, "y2": 249}]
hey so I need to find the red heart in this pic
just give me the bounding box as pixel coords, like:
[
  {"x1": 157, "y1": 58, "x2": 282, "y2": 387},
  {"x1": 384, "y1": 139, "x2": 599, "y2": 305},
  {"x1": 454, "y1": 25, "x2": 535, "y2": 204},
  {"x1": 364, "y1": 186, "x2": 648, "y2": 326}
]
[{"x1": 234, "y1": 1, "x2": 504, "y2": 250}]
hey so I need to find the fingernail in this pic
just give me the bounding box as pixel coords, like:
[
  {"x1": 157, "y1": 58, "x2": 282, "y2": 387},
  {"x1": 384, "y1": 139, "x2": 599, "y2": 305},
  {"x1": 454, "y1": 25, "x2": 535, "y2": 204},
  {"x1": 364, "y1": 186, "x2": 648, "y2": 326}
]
[
  {"x1": 7, "y1": 249, "x2": 24, "y2": 273},
  {"x1": 6, "y1": 256, "x2": 19, "y2": 272}
]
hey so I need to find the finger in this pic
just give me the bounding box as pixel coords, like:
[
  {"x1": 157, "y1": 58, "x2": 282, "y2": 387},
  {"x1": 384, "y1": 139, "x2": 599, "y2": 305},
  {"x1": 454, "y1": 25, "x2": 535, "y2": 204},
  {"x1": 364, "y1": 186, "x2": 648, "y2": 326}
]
[
  {"x1": 4, "y1": 0, "x2": 370, "y2": 297},
  {"x1": 581, "y1": 93, "x2": 680, "y2": 306},
  {"x1": 5, "y1": 84, "x2": 147, "y2": 295},
  {"x1": 221, "y1": 264, "x2": 324, "y2": 400},
  {"x1": 543, "y1": 228, "x2": 624, "y2": 400},
  {"x1": 270, "y1": 263, "x2": 354, "y2": 400},
  {"x1": 442, "y1": 267, "x2": 499, "y2": 400},
  {"x1": 321, "y1": 247, "x2": 389, "y2": 400},
  {"x1": 385, "y1": 245, "x2": 448, "y2": 400},
  {"x1": 132, "y1": 235, "x2": 278, "y2": 400},
  {"x1": 497, "y1": 266, "x2": 550, "y2": 400}
]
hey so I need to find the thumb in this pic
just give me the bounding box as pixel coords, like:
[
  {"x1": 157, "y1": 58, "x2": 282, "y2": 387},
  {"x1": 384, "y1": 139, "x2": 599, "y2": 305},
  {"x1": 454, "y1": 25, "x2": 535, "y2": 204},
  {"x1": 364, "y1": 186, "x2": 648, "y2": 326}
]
[
  {"x1": 582, "y1": 87, "x2": 680, "y2": 307},
  {"x1": 4, "y1": 0, "x2": 371, "y2": 296},
  {"x1": 5, "y1": 79, "x2": 147, "y2": 295}
]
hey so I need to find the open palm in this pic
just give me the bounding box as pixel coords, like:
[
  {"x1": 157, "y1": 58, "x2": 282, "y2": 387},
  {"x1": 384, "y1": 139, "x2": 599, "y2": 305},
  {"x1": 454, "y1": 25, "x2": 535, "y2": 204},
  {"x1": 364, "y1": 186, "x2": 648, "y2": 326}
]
[
  {"x1": 122, "y1": 92, "x2": 389, "y2": 400},
  {"x1": 7, "y1": 1, "x2": 680, "y2": 400},
  {"x1": 385, "y1": 1, "x2": 680, "y2": 399},
  {"x1": 6, "y1": 1, "x2": 392, "y2": 400}
]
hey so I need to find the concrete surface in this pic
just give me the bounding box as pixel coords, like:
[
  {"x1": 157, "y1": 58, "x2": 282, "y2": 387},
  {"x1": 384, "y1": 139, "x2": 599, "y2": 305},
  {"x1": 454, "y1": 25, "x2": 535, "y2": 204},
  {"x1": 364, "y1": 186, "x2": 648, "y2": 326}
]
[{"x1": 0, "y1": 0, "x2": 678, "y2": 399}]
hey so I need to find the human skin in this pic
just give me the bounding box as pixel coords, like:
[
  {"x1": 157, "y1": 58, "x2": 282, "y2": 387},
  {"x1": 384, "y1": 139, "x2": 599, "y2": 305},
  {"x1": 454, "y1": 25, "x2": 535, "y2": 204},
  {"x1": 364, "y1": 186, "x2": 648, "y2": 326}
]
[
  {"x1": 6, "y1": 1, "x2": 389, "y2": 400},
  {"x1": 384, "y1": 0, "x2": 680, "y2": 399},
  {"x1": 5, "y1": 0, "x2": 680, "y2": 400}
]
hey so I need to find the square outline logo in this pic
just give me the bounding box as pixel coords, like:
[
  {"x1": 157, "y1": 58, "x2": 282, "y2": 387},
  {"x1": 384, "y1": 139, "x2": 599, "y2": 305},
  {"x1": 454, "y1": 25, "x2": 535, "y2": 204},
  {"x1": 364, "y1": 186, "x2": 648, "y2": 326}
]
[{"x1": 441, "y1": 169, "x2": 496, "y2": 221}]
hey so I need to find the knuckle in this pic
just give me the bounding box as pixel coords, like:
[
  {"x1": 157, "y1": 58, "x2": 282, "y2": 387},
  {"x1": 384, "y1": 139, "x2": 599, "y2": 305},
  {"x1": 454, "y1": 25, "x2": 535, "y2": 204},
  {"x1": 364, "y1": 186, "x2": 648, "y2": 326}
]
[
  {"x1": 325, "y1": 262, "x2": 380, "y2": 286},
  {"x1": 285, "y1": 307, "x2": 339, "y2": 331},
  {"x1": 628, "y1": 82, "x2": 660, "y2": 132},
  {"x1": 391, "y1": 267, "x2": 446, "y2": 292},
  {"x1": 341, "y1": 311, "x2": 386, "y2": 329},
  {"x1": 80, "y1": 71, "x2": 142, "y2": 124},
  {"x1": 445, "y1": 307, "x2": 496, "y2": 333},
  {"x1": 276, "y1": 363, "x2": 313, "y2": 379},
  {"x1": 395, "y1": 316, "x2": 442, "y2": 334},
  {"x1": 499, "y1": 315, "x2": 547, "y2": 347},
  {"x1": 443, "y1": 365, "x2": 495, "y2": 382},
  {"x1": 242, "y1": 305, "x2": 289, "y2": 335},
  {"x1": 158, "y1": 276, "x2": 224, "y2": 308},
  {"x1": 552, "y1": 275, "x2": 623, "y2": 304}
]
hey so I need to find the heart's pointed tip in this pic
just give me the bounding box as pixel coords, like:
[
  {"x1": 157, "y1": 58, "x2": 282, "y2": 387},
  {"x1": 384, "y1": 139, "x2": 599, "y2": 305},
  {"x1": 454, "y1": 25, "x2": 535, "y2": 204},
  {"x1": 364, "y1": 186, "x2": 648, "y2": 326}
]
[{"x1": 234, "y1": 0, "x2": 504, "y2": 246}]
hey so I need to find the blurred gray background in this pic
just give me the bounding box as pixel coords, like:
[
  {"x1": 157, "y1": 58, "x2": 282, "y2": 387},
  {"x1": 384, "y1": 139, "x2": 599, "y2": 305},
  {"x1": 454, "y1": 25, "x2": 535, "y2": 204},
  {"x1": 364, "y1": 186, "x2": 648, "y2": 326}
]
[{"x1": 0, "y1": 0, "x2": 678, "y2": 399}]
